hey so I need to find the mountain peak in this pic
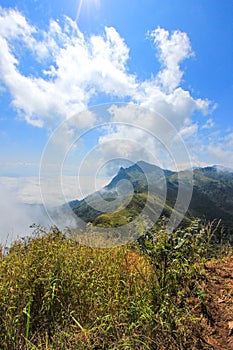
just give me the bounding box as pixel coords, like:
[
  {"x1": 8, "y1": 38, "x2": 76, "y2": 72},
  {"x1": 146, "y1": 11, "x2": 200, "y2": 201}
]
[
  {"x1": 70, "y1": 160, "x2": 233, "y2": 235},
  {"x1": 105, "y1": 166, "x2": 130, "y2": 190},
  {"x1": 105, "y1": 160, "x2": 167, "y2": 193},
  {"x1": 136, "y1": 160, "x2": 162, "y2": 172}
]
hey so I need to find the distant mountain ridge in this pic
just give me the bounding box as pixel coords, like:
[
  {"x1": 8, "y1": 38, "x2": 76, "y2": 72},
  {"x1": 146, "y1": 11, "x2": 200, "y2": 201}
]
[{"x1": 70, "y1": 161, "x2": 233, "y2": 238}]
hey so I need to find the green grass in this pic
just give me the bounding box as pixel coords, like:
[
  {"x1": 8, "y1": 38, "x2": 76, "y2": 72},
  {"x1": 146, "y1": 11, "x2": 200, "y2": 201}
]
[{"x1": 0, "y1": 221, "x2": 230, "y2": 349}]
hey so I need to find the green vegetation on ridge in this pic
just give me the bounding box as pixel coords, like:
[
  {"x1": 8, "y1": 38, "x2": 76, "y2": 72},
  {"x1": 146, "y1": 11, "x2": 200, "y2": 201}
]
[
  {"x1": 71, "y1": 162, "x2": 233, "y2": 240},
  {"x1": 0, "y1": 220, "x2": 231, "y2": 349}
]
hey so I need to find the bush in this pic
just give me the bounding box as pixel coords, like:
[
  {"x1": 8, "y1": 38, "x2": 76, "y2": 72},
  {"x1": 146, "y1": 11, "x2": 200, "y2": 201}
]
[{"x1": 0, "y1": 221, "x2": 227, "y2": 349}]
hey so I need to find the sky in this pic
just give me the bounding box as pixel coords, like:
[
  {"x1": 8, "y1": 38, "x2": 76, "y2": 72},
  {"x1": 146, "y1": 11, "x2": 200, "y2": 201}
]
[{"x1": 0, "y1": 0, "x2": 232, "y2": 241}]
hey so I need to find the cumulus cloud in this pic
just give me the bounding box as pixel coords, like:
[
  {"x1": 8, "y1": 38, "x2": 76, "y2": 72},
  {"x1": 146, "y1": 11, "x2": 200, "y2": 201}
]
[
  {"x1": 0, "y1": 7, "x2": 215, "y2": 170},
  {"x1": 149, "y1": 27, "x2": 193, "y2": 92},
  {"x1": 95, "y1": 102, "x2": 199, "y2": 170},
  {"x1": 0, "y1": 7, "x2": 211, "y2": 132},
  {"x1": 98, "y1": 105, "x2": 171, "y2": 164},
  {"x1": 0, "y1": 8, "x2": 136, "y2": 128},
  {"x1": 1, "y1": 7, "x2": 226, "y2": 203},
  {"x1": 1, "y1": 7, "x2": 231, "y2": 242}
]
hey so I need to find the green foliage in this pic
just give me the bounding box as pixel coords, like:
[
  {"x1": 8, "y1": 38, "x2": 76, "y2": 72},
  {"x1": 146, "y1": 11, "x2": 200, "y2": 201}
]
[
  {"x1": 0, "y1": 222, "x2": 230, "y2": 349},
  {"x1": 0, "y1": 227, "x2": 154, "y2": 349},
  {"x1": 72, "y1": 162, "x2": 233, "y2": 238}
]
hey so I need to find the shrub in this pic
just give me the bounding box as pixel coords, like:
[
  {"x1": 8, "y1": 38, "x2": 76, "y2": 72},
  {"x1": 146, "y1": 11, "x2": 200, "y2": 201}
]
[{"x1": 0, "y1": 220, "x2": 227, "y2": 349}]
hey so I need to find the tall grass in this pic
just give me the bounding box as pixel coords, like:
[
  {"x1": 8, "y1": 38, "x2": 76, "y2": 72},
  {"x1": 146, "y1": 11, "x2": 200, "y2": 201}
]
[{"x1": 0, "y1": 221, "x2": 229, "y2": 349}]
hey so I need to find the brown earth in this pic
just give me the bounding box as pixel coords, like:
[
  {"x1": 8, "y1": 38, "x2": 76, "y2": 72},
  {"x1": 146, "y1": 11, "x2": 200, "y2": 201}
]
[{"x1": 196, "y1": 255, "x2": 233, "y2": 349}]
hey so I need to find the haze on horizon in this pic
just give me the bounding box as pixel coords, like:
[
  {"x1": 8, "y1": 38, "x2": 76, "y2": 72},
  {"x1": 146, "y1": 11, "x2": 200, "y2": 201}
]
[{"x1": 0, "y1": 0, "x2": 232, "y2": 242}]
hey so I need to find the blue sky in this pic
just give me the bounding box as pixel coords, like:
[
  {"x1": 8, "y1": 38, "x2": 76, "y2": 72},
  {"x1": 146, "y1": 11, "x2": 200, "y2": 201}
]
[{"x1": 0, "y1": 0, "x2": 232, "y2": 214}]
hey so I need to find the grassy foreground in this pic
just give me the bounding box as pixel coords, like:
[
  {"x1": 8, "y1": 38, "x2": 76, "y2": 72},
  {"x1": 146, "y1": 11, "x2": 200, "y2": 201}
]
[{"x1": 0, "y1": 221, "x2": 230, "y2": 349}]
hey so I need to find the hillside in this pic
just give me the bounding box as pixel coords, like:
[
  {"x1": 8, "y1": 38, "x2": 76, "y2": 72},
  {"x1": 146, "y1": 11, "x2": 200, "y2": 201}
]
[
  {"x1": 1, "y1": 223, "x2": 233, "y2": 349},
  {"x1": 70, "y1": 161, "x2": 233, "y2": 239}
]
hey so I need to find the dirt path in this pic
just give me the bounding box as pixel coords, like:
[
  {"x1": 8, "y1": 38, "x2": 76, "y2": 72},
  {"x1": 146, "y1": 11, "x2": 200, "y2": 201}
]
[{"x1": 198, "y1": 255, "x2": 233, "y2": 349}]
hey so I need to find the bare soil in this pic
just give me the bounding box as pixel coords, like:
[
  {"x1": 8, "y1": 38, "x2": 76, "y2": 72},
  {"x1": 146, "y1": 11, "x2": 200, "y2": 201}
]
[{"x1": 197, "y1": 255, "x2": 233, "y2": 349}]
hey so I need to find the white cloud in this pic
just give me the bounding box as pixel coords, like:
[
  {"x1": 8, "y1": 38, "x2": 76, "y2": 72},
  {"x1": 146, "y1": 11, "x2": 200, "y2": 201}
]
[
  {"x1": 2, "y1": 8, "x2": 231, "y2": 176},
  {"x1": 0, "y1": 7, "x2": 35, "y2": 41},
  {"x1": 207, "y1": 144, "x2": 233, "y2": 167},
  {"x1": 149, "y1": 27, "x2": 193, "y2": 92},
  {"x1": 0, "y1": 7, "x2": 210, "y2": 132},
  {"x1": 95, "y1": 104, "x2": 192, "y2": 170},
  {"x1": 183, "y1": 128, "x2": 233, "y2": 169},
  {"x1": 40, "y1": 174, "x2": 109, "y2": 207},
  {"x1": 0, "y1": 176, "x2": 42, "y2": 204},
  {"x1": 0, "y1": 8, "x2": 138, "y2": 128},
  {"x1": 0, "y1": 182, "x2": 50, "y2": 245},
  {"x1": 224, "y1": 132, "x2": 233, "y2": 147},
  {"x1": 202, "y1": 118, "x2": 215, "y2": 129},
  {"x1": 207, "y1": 131, "x2": 233, "y2": 167},
  {"x1": 178, "y1": 123, "x2": 198, "y2": 139},
  {"x1": 0, "y1": 174, "x2": 109, "y2": 208},
  {"x1": 1, "y1": 7, "x2": 232, "y2": 240},
  {"x1": 136, "y1": 86, "x2": 210, "y2": 131}
]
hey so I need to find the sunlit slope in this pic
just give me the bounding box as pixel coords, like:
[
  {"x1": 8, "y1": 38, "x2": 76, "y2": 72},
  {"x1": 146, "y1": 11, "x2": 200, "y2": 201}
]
[{"x1": 70, "y1": 161, "x2": 233, "y2": 235}]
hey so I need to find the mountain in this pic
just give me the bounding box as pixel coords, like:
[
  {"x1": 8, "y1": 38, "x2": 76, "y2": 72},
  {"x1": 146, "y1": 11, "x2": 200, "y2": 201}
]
[
  {"x1": 190, "y1": 166, "x2": 233, "y2": 231},
  {"x1": 70, "y1": 161, "x2": 233, "y2": 238}
]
